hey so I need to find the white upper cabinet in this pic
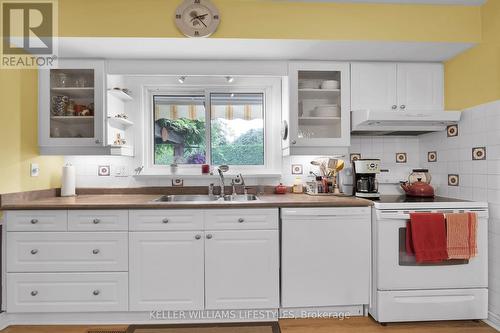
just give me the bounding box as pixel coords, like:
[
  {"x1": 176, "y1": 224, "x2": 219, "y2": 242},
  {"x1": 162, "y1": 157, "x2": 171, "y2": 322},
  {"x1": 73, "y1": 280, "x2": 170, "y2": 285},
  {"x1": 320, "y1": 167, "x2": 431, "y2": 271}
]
[
  {"x1": 39, "y1": 59, "x2": 105, "y2": 154},
  {"x1": 351, "y1": 63, "x2": 397, "y2": 111},
  {"x1": 287, "y1": 61, "x2": 350, "y2": 152},
  {"x1": 396, "y1": 63, "x2": 444, "y2": 111},
  {"x1": 351, "y1": 62, "x2": 444, "y2": 113}
]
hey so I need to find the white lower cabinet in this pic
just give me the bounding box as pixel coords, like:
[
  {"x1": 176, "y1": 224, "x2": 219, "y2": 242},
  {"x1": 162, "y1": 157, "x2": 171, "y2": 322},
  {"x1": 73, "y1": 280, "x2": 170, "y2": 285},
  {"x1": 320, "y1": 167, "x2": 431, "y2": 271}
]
[
  {"x1": 7, "y1": 272, "x2": 128, "y2": 313},
  {"x1": 129, "y1": 231, "x2": 205, "y2": 311},
  {"x1": 204, "y1": 230, "x2": 279, "y2": 309}
]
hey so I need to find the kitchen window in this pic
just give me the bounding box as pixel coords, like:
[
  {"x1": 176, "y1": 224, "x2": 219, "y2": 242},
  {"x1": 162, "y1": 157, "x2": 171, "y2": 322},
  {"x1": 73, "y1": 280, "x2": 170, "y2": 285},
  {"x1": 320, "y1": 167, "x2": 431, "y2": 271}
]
[{"x1": 145, "y1": 76, "x2": 281, "y2": 175}]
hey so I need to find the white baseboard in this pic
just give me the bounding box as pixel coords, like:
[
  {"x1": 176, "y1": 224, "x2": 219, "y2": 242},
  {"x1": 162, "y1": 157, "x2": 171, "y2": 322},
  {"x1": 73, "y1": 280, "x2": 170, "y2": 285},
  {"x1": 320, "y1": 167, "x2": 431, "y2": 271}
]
[
  {"x1": 0, "y1": 310, "x2": 279, "y2": 331},
  {"x1": 485, "y1": 311, "x2": 500, "y2": 332}
]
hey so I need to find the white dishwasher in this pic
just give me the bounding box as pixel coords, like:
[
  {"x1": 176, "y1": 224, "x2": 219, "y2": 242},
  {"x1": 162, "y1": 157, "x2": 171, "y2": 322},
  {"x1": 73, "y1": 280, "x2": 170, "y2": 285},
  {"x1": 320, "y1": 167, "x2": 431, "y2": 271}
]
[{"x1": 281, "y1": 207, "x2": 371, "y2": 310}]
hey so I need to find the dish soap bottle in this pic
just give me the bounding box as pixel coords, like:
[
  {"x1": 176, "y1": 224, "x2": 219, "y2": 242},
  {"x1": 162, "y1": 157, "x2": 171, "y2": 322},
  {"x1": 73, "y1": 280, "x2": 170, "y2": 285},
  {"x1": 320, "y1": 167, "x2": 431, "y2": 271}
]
[{"x1": 292, "y1": 177, "x2": 304, "y2": 194}]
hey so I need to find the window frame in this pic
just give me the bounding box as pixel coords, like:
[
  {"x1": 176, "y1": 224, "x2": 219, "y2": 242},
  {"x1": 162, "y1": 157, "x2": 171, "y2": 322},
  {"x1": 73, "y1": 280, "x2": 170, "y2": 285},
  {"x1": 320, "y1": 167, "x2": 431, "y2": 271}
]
[{"x1": 142, "y1": 77, "x2": 282, "y2": 176}]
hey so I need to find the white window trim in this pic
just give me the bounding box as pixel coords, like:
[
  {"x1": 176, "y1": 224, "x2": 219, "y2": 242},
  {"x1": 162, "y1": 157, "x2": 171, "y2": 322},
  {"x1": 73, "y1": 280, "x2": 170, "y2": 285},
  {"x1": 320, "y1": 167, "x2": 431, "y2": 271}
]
[{"x1": 142, "y1": 77, "x2": 282, "y2": 176}]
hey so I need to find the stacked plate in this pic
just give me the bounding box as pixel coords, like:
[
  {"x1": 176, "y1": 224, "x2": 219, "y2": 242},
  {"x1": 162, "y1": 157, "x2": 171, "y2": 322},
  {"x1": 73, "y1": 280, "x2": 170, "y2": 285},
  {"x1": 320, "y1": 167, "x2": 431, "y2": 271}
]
[
  {"x1": 298, "y1": 80, "x2": 320, "y2": 89},
  {"x1": 310, "y1": 104, "x2": 340, "y2": 117},
  {"x1": 320, "y1": 80, "x2": 339, "y2": 89}
]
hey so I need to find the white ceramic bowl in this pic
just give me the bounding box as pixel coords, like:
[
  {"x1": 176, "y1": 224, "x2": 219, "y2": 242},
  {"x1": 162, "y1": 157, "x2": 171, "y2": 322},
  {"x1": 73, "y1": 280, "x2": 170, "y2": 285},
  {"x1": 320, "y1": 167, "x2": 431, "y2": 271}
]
[
  {"x1": 311, "y1": 105, "x2": 340, "y2": 117},
  {"x1": 320, "y1": 80, "x2": 339, "y2": 90}
]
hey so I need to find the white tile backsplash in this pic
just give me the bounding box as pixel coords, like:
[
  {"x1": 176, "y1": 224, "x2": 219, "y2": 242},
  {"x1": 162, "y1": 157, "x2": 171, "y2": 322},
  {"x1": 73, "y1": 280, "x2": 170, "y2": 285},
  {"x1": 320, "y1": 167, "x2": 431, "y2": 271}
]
[{"x1": 420, "y1": 99, "x2": 500, "y2": 322}]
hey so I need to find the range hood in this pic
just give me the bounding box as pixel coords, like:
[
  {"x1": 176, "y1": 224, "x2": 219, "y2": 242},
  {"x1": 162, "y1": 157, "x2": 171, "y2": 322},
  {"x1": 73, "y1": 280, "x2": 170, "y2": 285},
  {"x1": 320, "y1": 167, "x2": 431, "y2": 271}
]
[{"x1": 351, "y1": 110, "x2": 461, "y2": 136}]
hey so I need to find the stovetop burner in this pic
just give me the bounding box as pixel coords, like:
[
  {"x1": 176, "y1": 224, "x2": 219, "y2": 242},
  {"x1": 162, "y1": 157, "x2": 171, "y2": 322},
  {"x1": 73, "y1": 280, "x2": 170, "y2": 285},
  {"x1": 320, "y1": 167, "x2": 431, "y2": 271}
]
[{"x1": 374, "y1": 195, "x2": 471, "y2": 204}]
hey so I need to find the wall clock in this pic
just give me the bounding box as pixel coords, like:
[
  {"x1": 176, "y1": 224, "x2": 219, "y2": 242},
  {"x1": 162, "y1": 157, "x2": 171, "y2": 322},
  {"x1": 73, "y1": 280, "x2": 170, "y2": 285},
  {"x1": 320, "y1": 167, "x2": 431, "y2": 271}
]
[{"x1": 175, "y1": 0, "x2": 220, "y2": 38}]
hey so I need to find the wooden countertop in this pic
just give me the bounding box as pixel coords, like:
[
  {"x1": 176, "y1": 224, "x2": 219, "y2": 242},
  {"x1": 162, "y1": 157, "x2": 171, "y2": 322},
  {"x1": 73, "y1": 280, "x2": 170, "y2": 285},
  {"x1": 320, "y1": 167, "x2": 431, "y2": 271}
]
[{"x1": 0, "y1": 192, "x2": 373, "y2": 210}]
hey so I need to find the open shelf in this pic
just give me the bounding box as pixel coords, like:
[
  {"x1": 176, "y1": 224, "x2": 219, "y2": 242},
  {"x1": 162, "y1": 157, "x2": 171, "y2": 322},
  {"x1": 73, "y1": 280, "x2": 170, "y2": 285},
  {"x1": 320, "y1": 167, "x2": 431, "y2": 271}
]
[
  {"x1": 108, "y1": 116, "x2": 134, "y2": 128},
  {"x1": 108, "y1": 89, "x2": 133, "y2": 102}
]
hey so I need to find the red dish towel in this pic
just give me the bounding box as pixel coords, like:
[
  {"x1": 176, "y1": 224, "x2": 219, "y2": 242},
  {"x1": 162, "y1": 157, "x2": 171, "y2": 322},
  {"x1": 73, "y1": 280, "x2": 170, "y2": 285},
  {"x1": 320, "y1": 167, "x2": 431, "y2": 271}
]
[
  {"x1": 446, "y1": 212, "x2": 478, "y2": 259},
  {"x1": 409, "y1": 213, "x2": 448, "y2": 263}
]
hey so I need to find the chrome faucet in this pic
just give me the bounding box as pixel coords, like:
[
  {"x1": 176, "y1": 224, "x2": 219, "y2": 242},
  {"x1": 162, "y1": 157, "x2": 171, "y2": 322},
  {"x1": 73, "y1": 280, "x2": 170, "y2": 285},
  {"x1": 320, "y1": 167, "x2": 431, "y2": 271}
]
[{"x1": 217, "y1": 165, "x2": 229, "y2": 197}]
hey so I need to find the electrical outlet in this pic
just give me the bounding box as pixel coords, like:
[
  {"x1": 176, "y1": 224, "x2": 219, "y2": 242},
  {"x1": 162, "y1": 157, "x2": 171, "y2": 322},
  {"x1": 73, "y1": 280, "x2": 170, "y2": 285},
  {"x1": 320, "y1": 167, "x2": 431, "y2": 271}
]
[{"x1": 30, "y1": 163, "x2": 40, "y2": 177}]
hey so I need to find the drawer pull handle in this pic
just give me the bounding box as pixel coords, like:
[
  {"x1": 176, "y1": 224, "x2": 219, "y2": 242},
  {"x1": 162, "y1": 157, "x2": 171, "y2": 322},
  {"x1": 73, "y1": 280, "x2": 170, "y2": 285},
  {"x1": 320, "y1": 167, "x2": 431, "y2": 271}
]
[
  {"x1": 238, "y1": 218, "x2": 245, "y2": 223},
  {"x1": 93, "y1": 218, "x2": 100, "y2": 224},
  {"x1": 93, "y1": 290, "x2": 100, "y2": 296},
  {"x1": 30, "y1": 249, "x2": 38, "y2": 255},
  {"x1": 31, "y1": 290, "x2": 38, "y2": 296},
  {"x1": 206, "y1": 234, "x2": 213, "y2": 239},
  {"x1": 195, "y1": 234, "x2": 201, "y2": 240},
  {"x1": 162, "y1": 218, "x2": 169, "y2": 224},
  {"x1": 30, "y1": 219, "x2": 38, "y2": 224},
  {"x1": 92, "y1": 249, "x2": 100, "y2": 255}
]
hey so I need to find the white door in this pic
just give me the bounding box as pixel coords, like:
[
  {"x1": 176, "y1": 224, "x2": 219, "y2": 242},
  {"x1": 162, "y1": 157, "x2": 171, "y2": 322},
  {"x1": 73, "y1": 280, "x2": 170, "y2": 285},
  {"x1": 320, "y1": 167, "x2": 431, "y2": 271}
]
[
  {"x1": 396, "y1": 63, "x2": 444, "y2": 112},
  {"x1": 281, "y1": 212, "x2": 370, "y2": 307},
  {"x1": 351, "y1": 62, "x2": 398, "y2": 111},
  {"x1": 375, "y1": 210, "x2": 488, "y2": 291},
  {"x1": 204, "y1": 230, "x2": 279, "y2": 309},
  {"x1": 39, "y1": 59, "x2": 105, "y2": 148},
  {"x1": 129, "y1": 231, "x2": 205, "y2": 311}
]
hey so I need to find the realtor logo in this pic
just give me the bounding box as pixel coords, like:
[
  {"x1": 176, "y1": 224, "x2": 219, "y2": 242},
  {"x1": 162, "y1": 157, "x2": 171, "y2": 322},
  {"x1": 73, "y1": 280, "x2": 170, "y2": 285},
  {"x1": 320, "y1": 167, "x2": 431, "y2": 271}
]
[{"x1": 1, "y1": 0, "x2": 58, "y2": 68}]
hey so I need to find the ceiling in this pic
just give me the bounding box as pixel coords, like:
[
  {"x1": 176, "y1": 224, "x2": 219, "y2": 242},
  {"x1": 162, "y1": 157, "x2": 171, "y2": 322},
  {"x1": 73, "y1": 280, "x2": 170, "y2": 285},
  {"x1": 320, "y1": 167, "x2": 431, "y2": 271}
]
[
  {"x1": 280, "y1": 0, "x2": 485, "y2": 5},
  {"x1": 59, "y1": 37, "x2": 474, "y2": 62}
]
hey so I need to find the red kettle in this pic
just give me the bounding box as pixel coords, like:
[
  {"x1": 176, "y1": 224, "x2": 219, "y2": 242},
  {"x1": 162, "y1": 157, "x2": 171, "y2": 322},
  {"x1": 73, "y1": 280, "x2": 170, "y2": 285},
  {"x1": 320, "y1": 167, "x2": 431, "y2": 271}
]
[{"x1": 400, "y1": 178, "x2": 435, "y2": 197}]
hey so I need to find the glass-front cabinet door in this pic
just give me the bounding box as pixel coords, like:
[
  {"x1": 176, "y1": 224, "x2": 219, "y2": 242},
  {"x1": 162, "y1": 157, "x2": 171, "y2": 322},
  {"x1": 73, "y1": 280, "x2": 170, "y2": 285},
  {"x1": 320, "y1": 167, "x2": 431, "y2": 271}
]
[
  {"x1": 288, "y1": 61, "x2": 350, "y2": 148},
  {"x1": 39, "y1": 59, "x2": 104, "y2": 152}
]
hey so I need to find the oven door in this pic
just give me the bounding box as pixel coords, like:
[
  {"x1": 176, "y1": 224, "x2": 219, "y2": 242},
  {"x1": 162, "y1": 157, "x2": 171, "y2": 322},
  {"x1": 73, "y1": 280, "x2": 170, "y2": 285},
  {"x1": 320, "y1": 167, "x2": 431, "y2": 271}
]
[{"x1": 375, "y1": 209, "x2": 488, "y2": 291}]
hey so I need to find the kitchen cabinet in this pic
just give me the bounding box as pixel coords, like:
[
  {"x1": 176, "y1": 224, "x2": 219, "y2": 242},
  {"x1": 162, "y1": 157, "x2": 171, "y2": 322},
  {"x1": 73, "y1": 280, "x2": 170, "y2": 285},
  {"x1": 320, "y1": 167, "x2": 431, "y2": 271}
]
[
  {"x1": 129, "y1": 231, "x2": 205, "y2": 311},
  {"x1": 281, "y1": 207, "x2": 371, "y2": 308},
  {"x1": 128, "y1": 208, "x2": 279, "y2": 312},
  {"x1": 39, "y1": 59, "x2": 105, "y2": 154},
  {"x1": 351, "y1": 62, "x2": 443, "y2": 112},
  {"x1": 286, "y1": 61, "x2": 350, "y2": 154},
  {"x1": 204, "y1": 230, "x2": 279, "y2": 309}
]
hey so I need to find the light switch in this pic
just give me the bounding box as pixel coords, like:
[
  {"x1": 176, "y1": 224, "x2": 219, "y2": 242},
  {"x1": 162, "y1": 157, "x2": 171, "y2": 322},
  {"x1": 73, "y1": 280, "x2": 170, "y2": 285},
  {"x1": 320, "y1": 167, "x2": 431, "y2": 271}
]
[{"x1": 30, "y1": 163, "x2": 40, "y2": 177}]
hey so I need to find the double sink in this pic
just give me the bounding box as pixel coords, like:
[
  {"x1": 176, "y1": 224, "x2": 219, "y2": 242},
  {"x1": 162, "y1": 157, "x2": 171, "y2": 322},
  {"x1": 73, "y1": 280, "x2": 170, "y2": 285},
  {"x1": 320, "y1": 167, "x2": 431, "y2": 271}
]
[{"x1": 154, "y1": 194, "x2": 259, "y2": 203}]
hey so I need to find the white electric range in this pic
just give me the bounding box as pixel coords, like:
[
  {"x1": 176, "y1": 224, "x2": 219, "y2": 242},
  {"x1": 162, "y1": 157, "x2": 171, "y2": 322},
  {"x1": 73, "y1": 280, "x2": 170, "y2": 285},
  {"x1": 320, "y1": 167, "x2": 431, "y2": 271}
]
[{"x1": 369, "y1": 196, "x2": 489, "y2": 323}]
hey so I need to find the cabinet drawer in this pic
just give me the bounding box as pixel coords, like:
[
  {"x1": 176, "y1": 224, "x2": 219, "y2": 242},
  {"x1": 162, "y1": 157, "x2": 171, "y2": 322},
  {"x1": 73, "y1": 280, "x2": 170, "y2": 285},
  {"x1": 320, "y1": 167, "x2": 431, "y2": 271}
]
[
  {"x1": 7, "y1": 272, "x2": 128, "y2": 313},
  {"x1": 7, "y1": 232, "x2": 128, "y2": 272},
  {"x1": 130, "y1": 210, "x2": 203, "y2": 231},
  {"x1": 5, "y1": 211, "x2": 67, "y2": 232},
  {"x1": 205, "y1": 209, "x2": 278, "y2": 230},
  {"x1": 68, "y1": 210, "x2": 128, "y2": 231}
]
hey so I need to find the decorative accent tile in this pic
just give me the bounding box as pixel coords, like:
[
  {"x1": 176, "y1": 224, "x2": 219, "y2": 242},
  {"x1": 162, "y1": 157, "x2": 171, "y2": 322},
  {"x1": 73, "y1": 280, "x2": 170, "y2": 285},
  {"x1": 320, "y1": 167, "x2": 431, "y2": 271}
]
[
  {"x1": 472, "y1": 147, "x2": 486, "y2": 160},
  {"x1": 448, "y1": 174, "x2": 460, "y2": 186},
  {"x1": 291, "y1": 164, "x2": 303, "y2": 175},
  {"x1": 350, "y1": 153, "x2": 361, "y2": 163},
  {"x1": 396, "y1": 153, "x2": 407, "y2": 163},
  {"x1": 98, "y1": 165, "x2": 110, "y2": 176},
  {"x1": 427, "y1": 151, "x2": 438, "y2": 162},
  {"x1": 447, "y1": 124, "x2": 458, "y2": 137}
]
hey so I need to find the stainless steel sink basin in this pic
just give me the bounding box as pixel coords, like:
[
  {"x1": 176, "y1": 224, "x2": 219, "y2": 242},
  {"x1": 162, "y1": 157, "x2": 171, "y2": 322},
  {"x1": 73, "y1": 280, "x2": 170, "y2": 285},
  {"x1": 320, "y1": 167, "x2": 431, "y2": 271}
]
[
  {"x1": 153, "y1": 194, "x2": 258, "y2": 203},
  {"x1": 154, "y1": 195, "x2": 219, "y2": 202},
  {"x1": 222, "y1": 194, "x2": 259, "y2": 202}
]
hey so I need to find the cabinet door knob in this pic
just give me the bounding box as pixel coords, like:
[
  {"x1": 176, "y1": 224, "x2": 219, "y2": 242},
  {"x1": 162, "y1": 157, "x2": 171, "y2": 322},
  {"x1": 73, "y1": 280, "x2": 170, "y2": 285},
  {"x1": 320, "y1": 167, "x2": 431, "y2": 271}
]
[
  {"x1": 162, "y1": 218, "x2": 169, "y2": 224},
  {"x1": 92, "y1": 249, "x2": 100, "y2": 255},
  {"x1": 238, "y1": 218, "x2": 245, "y2": 223},
  {"x1": 392, "y1": 105, "x2": 397, "y2": 110},
  {"x1": 400, "y1": 105, "x2": 406, "y2": 110},
  {"x1": 93, "y1": 218, "x2": 100, "y2": 224},
  {"x1": 95, "y1": 139, "x2": 101, "y2": 144},
  {"x1": 195, "y1": 234, "x2": 201, "y2": 240},
  {"x1": 31, "y1": 249, "x2": 38, "y2": 255},
  {"x1": 31, "y1": 290, "x2": 38, "y2": 296},
  {"x1": 291, "y1": 140, "x2": 297, "y2": 145},
  {"x1": 206, "y1": 234, "x2": 213, "y2": 239},
  {"x1": 30, "y1": 219, "x2": 38, "y2": 224},
  {"x1": 93, "y1": 290, "x2": 100, "y2": 296}
]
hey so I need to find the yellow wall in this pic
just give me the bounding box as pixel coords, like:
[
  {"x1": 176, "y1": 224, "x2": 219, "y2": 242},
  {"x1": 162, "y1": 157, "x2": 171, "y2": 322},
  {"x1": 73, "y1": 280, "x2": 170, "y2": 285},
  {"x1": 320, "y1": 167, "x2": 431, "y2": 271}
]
[
  {"x1": 445, "y1": 0, "x2": 500, "y2": 110},
  {"x1": 0, "y1": 70, "x2": 63, "y2": 194},
  {"x1": 59, "y1": 0, "x2": 481, "y2": 42},
  {"x1": 0, "y1": 0, "x2": 486, "y2": 195}
]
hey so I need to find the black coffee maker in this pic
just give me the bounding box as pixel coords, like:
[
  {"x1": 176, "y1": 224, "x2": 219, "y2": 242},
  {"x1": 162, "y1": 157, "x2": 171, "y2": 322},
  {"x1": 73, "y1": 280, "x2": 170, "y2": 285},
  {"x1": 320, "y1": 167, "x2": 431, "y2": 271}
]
[{"x1": 353, "y1": 159, "x2": 381, "y2": 199}]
